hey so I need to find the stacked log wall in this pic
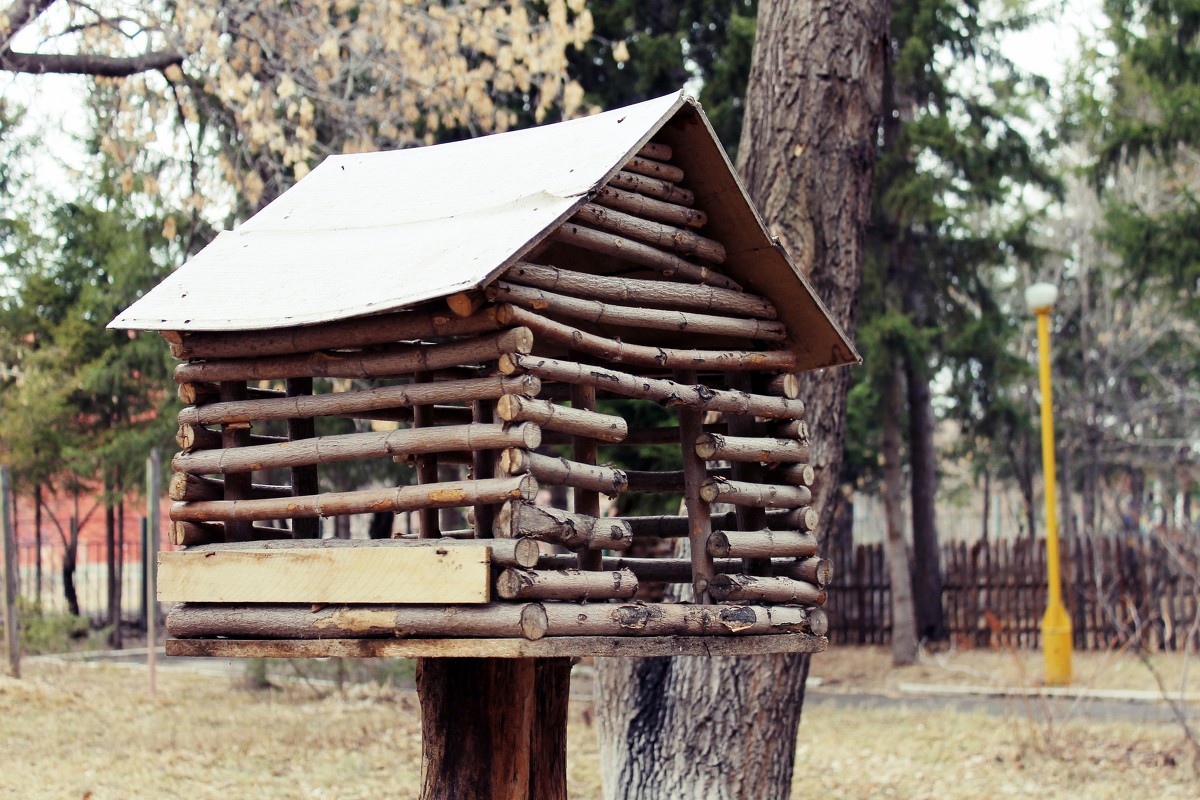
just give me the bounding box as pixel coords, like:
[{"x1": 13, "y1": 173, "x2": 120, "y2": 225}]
[{"x1": 162, "y1": 140, "x2": 830, "y2": 640}]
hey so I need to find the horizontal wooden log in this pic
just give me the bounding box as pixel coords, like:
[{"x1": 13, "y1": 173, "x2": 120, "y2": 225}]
[
  {"x1": 495, "y1": 568, "x2": 638, "y2": 601},
  {"x1": 622, "y1": 467, "x2": 730, "y2": 494},
  {"x1": 623, "y1": 155, "x2": 685, "y2": 183},
  {"x1": 498, "y1": 306, "x2": 796, "y2": 372},
  {"x1": 618, "y1": 424, "x2": 728, "y2": 446},
  {"x1": 167, "y1": 602, "x2": 552, "y2": 640},
  {"x1": 533, "y1": 554, "x2": 829, "y2": 587},
  {"x1": 491, "y1": 282, "x2": 783, "y2": 342},
  {"x1": 699, "y1": 478, "x2": 812, "y2": 508},
  {"x1": 593, "y1": 186, "x2": 706, "y2": 229},
  {"x1": 783, "y1": 557, "x2": 832, "y2": 588},
  {"x1": 706, "y1": 530, "x2": 818, "y2": 559},
  {"x1": 571, "y1": 203, "x2": 725, "y2": 263},
  {"x1": 695, "y1": 433, "x2": 811, "y2": 463},
  {"x1": 179, "y1": 375, "x2": 540, "y2": 427},
  {"x1": 504, "y1": 262, "x2": 774, "y2": 319},
  {"x1": 774, "y1": 419, "x2": 810, "y2": 440},
  {"x1": 607, "y1": 170, "x2": 695, "y2": 206},
  {"x1": 500, "y1": 448, "x2": 627, "y2": 497},
  {"x1": 171, "y1": 476, "x2": 538, "y2": 523},
  {"x1": 169, "y1": 520, "x2": 292, "y2": 547},
  {"x1": 166, "y1": 601, "x2": 828, "y2": 641},
  {"x1": 707, "y1": 574, "x2": 826, "y2": 606},
  {"x1": 551, "y1": 222, "x2": 740, "y2": 291},
  {"x1": 537, "y1": 601, "x2": 826, "y2": 637},
  {"x1": 446, "y1": 290, "x2": 486, "y2": 318},
  {"x1": 169, "y1": 307, "x2": 504, "y2": 361},
  {"x1": 773, "y1": 463, "x2": 816, "y2": 487},
  {"x1": 174, "y1": 328, "x2": 534, "y2": 384},
  {"x1": 624, "y1": 507, "x2": 817, "y2": 539},
  {"x1": 176, "y1": 424, "x2": 285, "y2": 453},
  {"x1": 494, "y1": 501, "x2": 632, "y2": 551},
  {"x1": 173, "y1": 423, "x2": 541, "y2": 475},
  {"x1": 158, "y1": 545, "x2": 490, "y2": 604},
  {"x1": 169, "y1": 473, "x2": 293, "y2": 503},
  {"x1": 766, "y1": 373, "x2": 801, "y2": 400},
  {"x1": 179, "y1": 383, "x2": 284, "y2": 406},
  {"x1": 636, "y1": 142, "x2": 673, "y2": 161},
  {"x1": 167, "y1": 633, "x2": 828, "y2": 659},
  {"x1": 182, "y1": 536, "x2": 543, "y2": 569},
  {"x1": 500, "y1": 355, "x2": 807, "y2": 419},
  {"x1": 496, "y1": 394, "x2": 627, "y2": 443}
]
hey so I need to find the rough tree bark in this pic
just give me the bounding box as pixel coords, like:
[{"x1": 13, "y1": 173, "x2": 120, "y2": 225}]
[
  {"x1": 417, "y1": 658, "x2": 571, "y2": 800},
  {"x1": 596, "y1": 2, "x2": 890, "y2": 797},
  {"x1": 905, "y1": 353, "x2": 946, "y2": 642},
  {"x1": 882, "y1": 366, "x2": 917, "y2": 665}
]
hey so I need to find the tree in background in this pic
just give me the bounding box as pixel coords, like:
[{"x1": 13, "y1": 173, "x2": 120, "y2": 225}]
[
  {"x1": 0, "y1": 87, "x2": 182, "y2": 621},
  {"x1": 596, "y1": 2, "x2": 890, "y2": 796},
  {"x1": 849, "y1": 0, "x2": 1058, "y2": 644},
  {"x1": 1045, "y1": 0, "x2": 1200, "y2": 540},
  {"x1": 2, "y1": 0, "x2": 594, "y2": 217},
  {"x1": 570, "y1": 0, "x2": 757, "y2": 153}
]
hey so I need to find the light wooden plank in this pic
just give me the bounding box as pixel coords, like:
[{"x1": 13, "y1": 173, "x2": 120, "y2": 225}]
[
  {"x1": 166, "y1": 633, "x2": 828, "y2": 659},
  {"x1": 157, "y1": 547, "x2": 490, "y2": 604}
]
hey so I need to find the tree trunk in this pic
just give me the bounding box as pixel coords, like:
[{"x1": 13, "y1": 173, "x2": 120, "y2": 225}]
[
  {"x1": 105, "y1": 479, "x2": 122, "y2": 647},
  {"x1": 1127, "y1": 468, "x2": 1145, "y2": 534},
  {"x1": 34, "y1": 486, "x2": 43, "y2": 601},
  {"x1": 595, "y1": 2, "x2": 890, "y2": 796},
  {"x1": 416, "y1": 657, "x2": 571, "y2": 799},
  {"x1": 64, "y1": 519, "x2": 80, "y2": 618},
  {"x1": 905, "y1": 353, "x2": 946, "y2": 642},
  {"x1": 882, "y1": 366, "x2": 917, "y2": 665}
]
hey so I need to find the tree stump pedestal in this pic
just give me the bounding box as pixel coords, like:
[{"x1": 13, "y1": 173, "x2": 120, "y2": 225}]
[{"x1": 417, "y1": 656, "x2": 572, "y2": 800}]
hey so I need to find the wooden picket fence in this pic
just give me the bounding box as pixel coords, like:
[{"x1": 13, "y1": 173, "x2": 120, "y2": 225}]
[{"x1": 825, "y1": 533, "x2": 1200, "y2": 651}]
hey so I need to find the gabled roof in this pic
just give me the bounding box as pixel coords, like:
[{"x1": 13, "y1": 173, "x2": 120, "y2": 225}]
[{"x1": 111, "y1": 91, "x2": 858, "y2": 371}]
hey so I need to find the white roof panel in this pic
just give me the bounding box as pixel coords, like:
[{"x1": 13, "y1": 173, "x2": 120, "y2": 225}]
[{"x1": 111, "y1": 92, "x2": 687, "y2": 332}]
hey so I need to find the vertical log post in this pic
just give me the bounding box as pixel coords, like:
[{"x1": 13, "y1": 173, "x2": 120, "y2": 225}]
[
  {"x1": 219, "y1": 381, "x2": 253, "y2": 541},
  {"x1": 572, "y1": 382, "x2": 601, "y2": 570},
  {"x1": 727, "y1": 372, "x2": 771, "y2": 575},
  {"x1": 286, "y1": 378, "x2": 321, "y2": 538},
  {"x1": 472, "y1": 400, "x2": 496, "y2": 538},
  {"x1": 416, "y1": 657, "x2": 571, "y2": 800},
  {"x1": 145, "y1": 449, "x2": 160, "y2": 694},
  {"x1": 414, "y1": 373, "x2": 440, "y2": 539},
  {"x1": 677, "y1": 370, "x2": 715, "y2": 603},
  {"x1": 1, "y1": 467, "x2": 19, "y2": 678}
]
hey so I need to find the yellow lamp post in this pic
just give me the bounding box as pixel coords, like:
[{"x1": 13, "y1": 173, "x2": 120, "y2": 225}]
[{"x1": 1025, "y1": 281, "x2": 1072, "y2": 686}]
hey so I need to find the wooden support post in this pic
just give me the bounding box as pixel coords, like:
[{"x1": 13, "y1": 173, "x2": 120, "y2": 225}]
[
  {"x1": 145, "y1": 449, "x2": 160, "y2": 694},
  {"x1": 219, "y1": 382, "x2": 253, "y2": 541},
  {"x1": 472, "y1": 400, "x2": 495, "y2": 539},
  {"x1": 677, "y1": 369, "x2": 714, "y2": 603},
  {"x1": 414, "y1": 373, "x2": 440, "y2": 539},
  {"x1": 1, "y1": 467, "x2": 18, "y2": 678},
  {"x1": 416, "y1": 657, "x2": 570, "y2": 800},
  {"x1": 727, "y1": 372, "x2": 771, "y2": 576},
  {"x1": 286, "y1": 378, "x2": 320, "y2": 539},
  {"x1": 572, "y1": 382, "x2": 601, "y2": 570}
]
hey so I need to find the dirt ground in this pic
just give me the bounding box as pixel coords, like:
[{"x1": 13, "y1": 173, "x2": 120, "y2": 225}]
[{"x1": 0, "y1": 645, "x2": 1195, "y2": 799}]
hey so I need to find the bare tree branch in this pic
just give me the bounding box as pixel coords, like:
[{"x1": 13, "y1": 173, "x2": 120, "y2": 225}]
[
  {"x1": 0, "y1": 46, "x2": 181, "y2": 76},
  {"x1": 1, "y1": 0, "x2": 181, "y2": 76}
]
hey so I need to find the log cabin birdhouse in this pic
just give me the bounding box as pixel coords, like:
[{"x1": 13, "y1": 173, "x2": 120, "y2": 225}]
[{"x1": 111, "y1": 91, "x2": 858, "y2": 660}]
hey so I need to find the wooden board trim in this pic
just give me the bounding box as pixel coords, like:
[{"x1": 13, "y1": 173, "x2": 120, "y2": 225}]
[
  {"x1": 158, "y1": 547, "x2": 490, "y2": 604},
  {"x1": 165, "y1": 633, "x2": 827, "y2": 659}
]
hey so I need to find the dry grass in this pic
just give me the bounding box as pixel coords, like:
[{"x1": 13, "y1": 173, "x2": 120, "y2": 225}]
[
  {"x1": 0, "y1": 645, "x2": 1195, "y2": 799},
  {"x1": 809, "y1": 643, "x2": 1200, "y2": 696}
]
